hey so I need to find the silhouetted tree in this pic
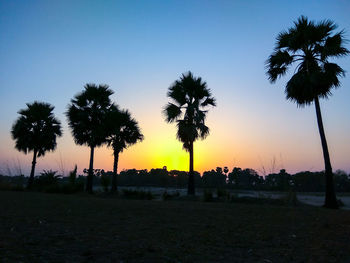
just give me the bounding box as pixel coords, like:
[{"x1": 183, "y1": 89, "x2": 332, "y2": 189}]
[
  {"x1": 202, "y1": 167, "x2": 227, "y2": 188},
  {"x1": 267, "y1": 16, "x2": 349, "y2": 208},
  {"x1": 11, "y1": 102, "x2": 62, "y2": 189},
  {"x1": 106, "y1": 105, "x2": 144, "y2": 192},
  {"x1": 66, "y1": 84, "x2": 113, "y2": 194},
  {"x1": 164, "y1": 72, "x2": 216, "y2": 195}
]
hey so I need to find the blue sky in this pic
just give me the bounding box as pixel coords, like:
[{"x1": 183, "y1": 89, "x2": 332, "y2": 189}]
[{"x1": 0, "y1": 0, "x2": 349, "y2": 175}]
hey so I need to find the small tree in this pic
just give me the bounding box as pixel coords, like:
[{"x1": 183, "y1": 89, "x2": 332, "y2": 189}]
[{"x1": 11, "y1": 102, "x2": 62, "y2": 189}]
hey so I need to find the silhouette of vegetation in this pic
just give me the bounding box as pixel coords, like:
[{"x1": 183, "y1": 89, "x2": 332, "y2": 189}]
[
  {"x1": 267, "y1": 16, "x2": 349, "y2": 208},
  {"x1": 11, "y1": 102, "x2": 62, "y2": 189},
  {"x1": 96, "y1": 167, "x2": 350, "y2": 193},
  {"x1": 66, "y1": 84, "x2": 113, "y2": 194},
  {"x1": 164, "y1": 71, "x2": 216, "y2": 195},
  {"x1": 106, "y1": 105, "x2": 144, "y2": 192},
  {"x1": 68, "y1": 165, "x2": 78, "y2": 184},
  {"x1": 0, "y1": 175, "x2": 25, "y2": 191},
  {"x1": 202, "y1": 167, "x2": 227, "y2": 188},
  {"x1": 31, "y1": 169, "x2": 61, "y2": 192},
  {"x1": 1, "y1": 166, "x2": 350, "y2": 194},
  {"x1": 22, "y1": 168, "x2": 84, "y2": 194},
  {"x1": 100, "y1": 173, "x2": 111, "y2": 192}
]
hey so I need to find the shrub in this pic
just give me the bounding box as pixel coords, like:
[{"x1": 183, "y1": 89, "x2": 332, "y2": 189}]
[
  {"x1": 30, "y1": 169, "x2": 84, "y2": 194},
  {"x1": 32, "y1": 170, "x2": 59, "y2": 192}
]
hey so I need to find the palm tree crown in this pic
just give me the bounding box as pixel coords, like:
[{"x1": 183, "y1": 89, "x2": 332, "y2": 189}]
[
  {"x1": 164, "y1": 71, "x2": 216, "y2": 150},
  {"x1": 106, "y1": 105, "x2": 144, "y2": 153},
  {"x1": 66, "y1": 83, "x2": 113, "y2": 148},
  {"x1": 12, "y1": 101, "x2": 62, "y2": 157},
  {"x1": 267, "y1": 16, "x2": 349, "y2": 105}
]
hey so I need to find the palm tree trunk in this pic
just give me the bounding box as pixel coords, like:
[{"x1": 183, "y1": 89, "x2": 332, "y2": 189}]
[
  {"x1": 86, "y1": 146, "x2": 94, "y2": 194},
  {"x1": 27, "y1": 149, "x2": 37, "y2": 189},
  {"x1": 111, "y1": 150, "x2": 119, "y2": 192},
  {"x1": 188, "y1": 141, "x2": 195, "y2": 195},
  {"x1": 314, "y1": 97, "x2": 338, "y2": 209}
]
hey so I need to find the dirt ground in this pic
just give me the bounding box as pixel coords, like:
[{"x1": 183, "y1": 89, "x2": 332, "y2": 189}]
[{"x1": 1, "y1": 191, "x2": 350, "y2": 262}]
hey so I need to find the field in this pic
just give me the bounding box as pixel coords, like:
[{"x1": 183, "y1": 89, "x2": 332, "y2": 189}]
[{"x1": 1, "y1": 191, "x2": 350, "y2": 262}]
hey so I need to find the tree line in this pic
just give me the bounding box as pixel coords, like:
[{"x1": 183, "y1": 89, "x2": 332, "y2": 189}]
[
  {"x1": 9, "y1": 16, "x2": 349, "y2": 208},
  {"x1": 104, "y1": 167, "x2": 350, "y2": 192},
  {"x1": 2, "y1": 167, "x2": 350, "y2": 193}
]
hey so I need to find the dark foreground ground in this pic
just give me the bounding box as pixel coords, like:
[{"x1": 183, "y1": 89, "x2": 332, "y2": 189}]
[{"x1": 1, "y1": 191, "x2": 350, "y2": 262}]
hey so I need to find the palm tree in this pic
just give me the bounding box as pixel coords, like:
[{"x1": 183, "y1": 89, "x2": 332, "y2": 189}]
[
  {"x1": 164, "y1": 71, "x2": 216, "y2": 195},
  {"x1": 106, "y1": 105, "x2": 144, "y2": 192},
  {"x1": 266, "y1": 16, "x2": 349, "y2": 208},
  {"x1": 66, "y1": 83, "x2": 113, "y2": 194},
  {"x1": 11, "y1": 102, "x2": 62, "y2": 189}
]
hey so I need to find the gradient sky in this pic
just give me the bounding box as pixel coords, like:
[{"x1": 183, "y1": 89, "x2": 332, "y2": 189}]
[{"x1": 0, "y1": 0, "x2": 349, "y2": 176}]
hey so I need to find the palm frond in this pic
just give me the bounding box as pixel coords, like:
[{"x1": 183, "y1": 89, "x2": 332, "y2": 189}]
[
  {"x1": 66, "y1": 83, "x2": 113, "y2": 147},
  {"x1": 163, "y1": 103, "x2": 182, "y2": 123},
  {"x1": 321, "y1": 31, "x2": 350, "y2": 60},
  {"x1": 266, "y1": 50, "x2": 294, "y2": 82}
]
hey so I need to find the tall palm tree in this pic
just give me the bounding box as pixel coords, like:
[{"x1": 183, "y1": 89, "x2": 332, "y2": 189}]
[
  {"x1": 164, "y1": 71, "x2": 216, "y2": 195},
  {"x1": 66, "y1": 84, "x2": 113, "y2": 194},
  {"x1": 267, "y1": 16, "x2": 349, "y2": 208},
  {"x1": 11, "y1": 102, "x2": 62, "y2": 189},
  {"x1": 106, "y1": 105, "x2": 144, "y2": 192}
]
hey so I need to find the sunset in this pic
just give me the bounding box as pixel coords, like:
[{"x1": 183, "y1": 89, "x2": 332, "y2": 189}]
[
  {"x1": 1, "y1": 0, "x2": 349, "y2": 176},
  {"x1": 1, "y1": 0, "x2": 350, "y2": 262}
]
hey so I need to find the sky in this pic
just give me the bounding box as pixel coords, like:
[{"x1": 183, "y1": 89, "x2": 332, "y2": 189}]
[{"x1": 0, "y1": 0, "x2": 349, "y2": 176}]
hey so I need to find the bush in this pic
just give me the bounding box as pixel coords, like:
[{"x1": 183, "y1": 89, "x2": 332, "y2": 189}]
[
  {"x1": 32, "y1": 170, "x2": 59, "y2": 192},
  {"x1": 30, "y1": 169, "x2": 85, "y2": 194}
]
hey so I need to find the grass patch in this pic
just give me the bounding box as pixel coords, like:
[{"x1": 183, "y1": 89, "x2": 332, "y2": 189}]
[{"x1": 1, "y1": 191, "x2": 350, "y2": 262}]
